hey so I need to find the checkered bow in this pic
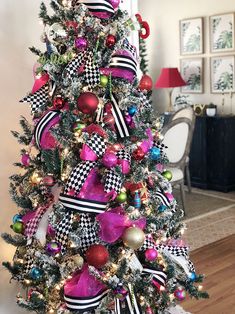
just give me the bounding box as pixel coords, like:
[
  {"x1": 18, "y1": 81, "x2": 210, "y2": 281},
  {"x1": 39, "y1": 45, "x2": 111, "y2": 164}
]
[
  {"x1": 116, "y1": 149, "x2": 131, "y2": 163},
  {"x1": 85, "y1": 133, "x2": 107, "y2": 158},
  {"x1": 122, "y1": 39, "x2": 137, "y2": 59},
  {"x1": 104, "y1": 169, "x2": 122, "y2": 195}
]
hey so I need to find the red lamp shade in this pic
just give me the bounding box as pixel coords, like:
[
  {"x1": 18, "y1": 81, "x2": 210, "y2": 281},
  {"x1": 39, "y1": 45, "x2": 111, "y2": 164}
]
[{"x1": 155, "y1": 68, "x2": 186, "y2": 88}]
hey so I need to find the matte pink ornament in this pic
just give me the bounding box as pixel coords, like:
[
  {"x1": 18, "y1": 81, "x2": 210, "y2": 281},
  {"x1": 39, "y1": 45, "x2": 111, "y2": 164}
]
[
  {"x1": 145, "y1": 248, "x2": 158, "y2": 261},
  {"x1": 110, "y1": 0, "x2": 120, "y2": 9},
  {"x1": 102, "y1": 152, "x2": 118, "y2": 168},
  {"x1": 21, "y1": 153, "x2": 30, "y2": 166},
  {"x1": 125, "y1": 114, "x2": 132, "y2": 126},
  {"x1": 165, "y1": 192, "x2": 174, "y2": 202}
]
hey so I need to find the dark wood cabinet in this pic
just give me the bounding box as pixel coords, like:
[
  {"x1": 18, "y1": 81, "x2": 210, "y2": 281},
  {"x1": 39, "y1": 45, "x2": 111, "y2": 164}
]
[{"x1": 189, "y1": 116, "x2": 235, "y2": 192}]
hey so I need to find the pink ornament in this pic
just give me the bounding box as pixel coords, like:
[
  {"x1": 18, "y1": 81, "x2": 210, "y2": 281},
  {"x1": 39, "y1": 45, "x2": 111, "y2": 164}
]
[
  {"x1": 47, "y1": 224, "x2": 56, "y2": 237},
  {"x1": 165, "y1": 192, "x2": 174, "y2": 202},
  {"x1": 125, "y1": 114, "x2": 132, "y2": 126},
  {"x1": 102, "y1": 152, "x2": 118, "y2": 169},
  {"x1": 146, "y1": 307, "x2": 154, "y2": 314},
  {"x1": 43, "y1": 175, "x2": 54, "y2": 187},
  {"x1": 145, "y1": 248, "x2": 158, "y2": 261},
  {"x1": 75, "y1": 37, "x2": 88, "y2": 50},
  {"x1": 21, "y1": 153, "x2": 30, "y2": 166},
  {"x1": 174, "y1": 288, "x2": 186, "y2": 301},
  {"x1": 156, "y1": 163, "x2": 164, "y2": 172},
  {"x1": 118, "y1": 159, "x2": 130, "y2": 175},
  {"x1": 110, "y1": 0, "x2": 120, "y2": 9}
]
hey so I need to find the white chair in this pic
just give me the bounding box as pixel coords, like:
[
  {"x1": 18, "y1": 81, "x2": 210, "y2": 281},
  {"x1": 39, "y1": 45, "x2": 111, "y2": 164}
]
[
  {"x1": 170, "y1": 107, "x2": 195, "y2": 193},
  {"x1": 161, "y1": 117, "x2": 195, "y2": 214}
]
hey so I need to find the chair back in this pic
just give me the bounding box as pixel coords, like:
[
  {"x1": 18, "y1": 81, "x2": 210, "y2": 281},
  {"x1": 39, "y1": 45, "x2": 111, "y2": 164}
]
[
  {"x1": 161, "y1": 117, "x2": 194, "y2": 170},
  {"x1": 171, "y1": 107, "x2": 195, "y2": 122}
]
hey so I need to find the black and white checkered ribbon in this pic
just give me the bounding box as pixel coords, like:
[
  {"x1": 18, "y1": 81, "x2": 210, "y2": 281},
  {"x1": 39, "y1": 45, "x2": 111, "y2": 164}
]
[
  {"x1": 104, "y1": 169, "x2": 122, "y2": 194},
  {"x1": 79, "y1": 213, "x2": 98, "y2": 252},
  {"x1": 63, "y1": 51, "x2": 100, "y2": 88},
  {"x1": 115, "y1": 284, "x2": 142, "y2": 314},
  {"x1": 139, "y1": 91, "x2": 151, "y2": 111},
  {"x1": 55, "y1": 211, "x2": 75, "y2": 254},
  {"x1": 64, "y1": 289, "x2": 109, "y2": 312},
  {"x1": 73, "y1": 0, "x2": 115, "y2": 16},
  {"x1": 142, "y1": 267, "x2": 167, "y2": 288},
  {"x1": 34, "y1": 110, "x2": 60, "y2": 150},
  {"x1": 25, "y1": 206, "x2": 48, "y2": 244},
  {"x1": 122, "y1": 39, "x2": 137, "y2": 59},
  {"x1": 141, "y1": 237, "x2": 195, "y2": 274},
  {"x1": 116, "y1": 149, "x2": 131, "y2": 163},
  {"x1": 86, "y1": 133, "x2": 106, "y2": 158},
  {"x1": 20, "y1": 84, "x2": 50, "y2": 114}
]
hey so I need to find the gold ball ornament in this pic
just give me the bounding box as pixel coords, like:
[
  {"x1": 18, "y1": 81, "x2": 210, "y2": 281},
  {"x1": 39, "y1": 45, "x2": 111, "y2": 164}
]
[
  {"x1": 122, "y1": 227, "x2": 145, "y2": 250},
  {"x1": 72, "y1": 254, "x2": 84, "y2": 268}
]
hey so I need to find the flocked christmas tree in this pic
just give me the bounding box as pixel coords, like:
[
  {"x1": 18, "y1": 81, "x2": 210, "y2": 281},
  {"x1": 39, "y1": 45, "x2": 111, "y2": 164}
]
[{"x1": 2, "y1": 1, "x2": 208, "y2": 313}]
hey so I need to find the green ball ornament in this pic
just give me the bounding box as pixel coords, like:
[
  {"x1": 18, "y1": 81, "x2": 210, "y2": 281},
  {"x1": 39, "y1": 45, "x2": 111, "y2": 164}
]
[
  {"x1": 100, "y1": 75, "x2": 109, "y2": 87},
  {"x1": 162, "y1": 170, "x2": 173, "y2": 181},
  {"x1": 116, "y1": 192, "x2": 127, "y2": 203},
  {"x1": 12, "y1": 221, "x2": 24, "y2": 234}
]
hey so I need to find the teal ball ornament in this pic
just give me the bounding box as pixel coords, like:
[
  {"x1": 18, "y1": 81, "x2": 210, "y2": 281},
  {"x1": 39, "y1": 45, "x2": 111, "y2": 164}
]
[
  {"x1": 189, "y1": 272, "x2": 197, "y2": 282},
  {"x1": 13, "y1": 214, "x2": 22, "y2": 224},
  {"x1": 30, "y1": 267, "x2": 43, "y2": 280},
  {"x1": 158, "y1": 205, "x2": 167, "y2": 213},
  {"x1": 149, "y1": 147, "x2": 161, "y2": 160},
  {"x1": 162, "y1": 170, "x2": 173, "y2": 181},
  {"x1": 128, "y1": 105, "x2": 137, "y2": 116}
]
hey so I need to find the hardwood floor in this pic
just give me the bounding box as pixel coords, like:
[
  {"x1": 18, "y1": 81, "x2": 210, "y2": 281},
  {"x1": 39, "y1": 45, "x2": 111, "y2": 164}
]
[{"x1": 183, "y1": 235, "x2": 235, "y2": 314}]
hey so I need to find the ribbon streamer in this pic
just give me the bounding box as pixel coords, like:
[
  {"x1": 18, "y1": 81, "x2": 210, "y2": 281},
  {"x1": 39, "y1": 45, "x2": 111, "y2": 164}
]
[
  {"x1": 111, "y1": 93, "x2": 130, "y2": 138},
  {"x1": 115, "y1": 284, "x2": 142, "y2": 314}
]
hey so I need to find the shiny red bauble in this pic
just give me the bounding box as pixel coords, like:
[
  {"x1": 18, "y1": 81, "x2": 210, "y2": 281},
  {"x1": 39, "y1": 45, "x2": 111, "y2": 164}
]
[
  {"x1": 106, "y1": 34, "x2": 117, "y2": 48},
  {"x1": 53, "y1": 96, "x2": 65, "y2": 109},
  {"x1": 132, "y1": 146, "x2": 145, "y2": 161},
  {"x1": 85, "y1": 244, "x2": 109, "y2": 269},
  {"x1": 139, "y1": 74, "x2": 153, "y2": 91},
  {"x1": 77, "y1": 92, "x2": 99, "y2": 115}
]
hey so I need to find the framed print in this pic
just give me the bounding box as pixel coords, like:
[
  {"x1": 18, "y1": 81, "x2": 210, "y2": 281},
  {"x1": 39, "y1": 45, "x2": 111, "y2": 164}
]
[
  {"x1": 210, "y1": 55, "x2": 235, "y2": 93},
  {"x1": 180, "y1": 58, "x2": 204, "y2": 93},
  {"x1": 180, "y1": 17, "x2": 204, "y2": 55},
  {"x1": 210, "y1": 13, "x2": 235, "y2": 53}
]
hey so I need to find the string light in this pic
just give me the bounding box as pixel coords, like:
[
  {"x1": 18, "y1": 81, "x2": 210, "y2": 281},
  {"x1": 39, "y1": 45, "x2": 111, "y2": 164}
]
[
  {"x1": 24, "y1": 279, "x2": 31, "y2": 285},
  {"x1": 39, "y1": 19, "x2": 44, "y2": 26},
  {"x1": 160, "y1": 286, "x2": 166, "y2": 292},
  {"x1": 198, "y1": 285, "x2": 203, "y2": 291}
]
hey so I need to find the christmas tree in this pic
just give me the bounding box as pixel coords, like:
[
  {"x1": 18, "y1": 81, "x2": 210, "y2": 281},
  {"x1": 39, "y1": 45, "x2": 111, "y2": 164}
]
[{"x1": 2, "y1": 1, "x2": 208, "y2": 313}]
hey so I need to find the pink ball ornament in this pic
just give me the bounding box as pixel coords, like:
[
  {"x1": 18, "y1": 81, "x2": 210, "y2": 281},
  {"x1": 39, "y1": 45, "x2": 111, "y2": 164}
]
[
  {"x1": 165, "y1": 192, "x2": 174, "y2": 202},
  {"x1": 21, "y1": 153, "x2": 30, "y2": 166},
  {"x1": 145, "y1": 248, "x2": 158, "y2": 261},
  {"x1": 110, "y1": 0, "x2": 120, "y2": 9},
  {"x1": 75, "y1": 37, "x2": 88, "y2": 50},
  {"x1": 125, "y1": 114, "x2": 132, "y2": 126},
  {"x1": 46, "y1": 241, "x2": 61, "y2": 255},
  {"x1": 102, "y1": 152, "x2": 118, "y2": 169},
  {"x1": 43, "y1": 175, "x2": 54, "y2": 187},
  {"x1": 174, "y1": 288, "x2": 186, "y2": 301}
]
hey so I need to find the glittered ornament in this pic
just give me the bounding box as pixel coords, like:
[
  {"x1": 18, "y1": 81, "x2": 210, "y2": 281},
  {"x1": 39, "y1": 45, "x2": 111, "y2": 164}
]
[
  {"x1": 30, "y1": 267, "x2": 44, "y2": 280},
  {"x1": 145, "y1": 248, "x2": 158, "y2": 261},
  {"x1": 30, "y1": 172, "x2": 42, "y2": 185},
  {"x1": 189, "y1": 272, "x2": 197, "y2": 282},
  {"x1": 77, "y1": 92, "x2": 99, "y2": 115},
  {"x1": 46, "y1": 241, "x2": 61, "y2": 255},
  {"x1": 162, "y1": 170, "x2": 173, "y2": 181},
  {"x1": 47, "y1": 23, "x2": 67, "y2": 43},
  {"x1": 158, "y1": 204, "x2": 167, "y2": 213},
  {"x1": 174, "y1": 287, "x2": 186, "y2": 301},
  {"x1": 12, "y1": 221, "x2": 24, "y2": 234},
  {"x1": 21, "y1": 153, "x2": 30, "y2": 166},
  {"x1": 106, "y1": 34, "x2": 116, "y2": 48},
  {"x1": 139, "y1": 74, "x2": 153, "y2": 91},
  {"x1": 114, "y1": 286, "x2": 128, "y2": 301},
  {"x1": 75, "y1": 37, "x2": 88, "y2": 50},
  {"x1": 149, "y1": 147, "x2": 161, "y2": 160},
  {"x1": 43, "y1": 175, "x2": 54, "y2": 187},
  {"x1": 86, "y1": 244, "x2": 109, "y2": 269},
  {"x1": 128, "y1": 105, "x2": 137, "y2": 116},
  {"x1": 72, "y1": 254, "x2": 84, "y2": 268},
  {"x1": 125, "y1": 114, "x2": 132, "y2": 126},
  {"x1": 100, "y1": 75, "x2": 109, "y2": 87},
  {"x1": 53, "y1": 96, "x2": 65, "y2": 109},
  {"x1": 165, "y1": 192, "x2": 174, "y2": 202},
  {"x1": 102, "y1": 152, "x2": 118, "y2": 169},
  {"x1": 122, "y1": 227, "x2": 145, "y2": 250},
  {"x1": 134, "y1": 191, "x2": 141, "y2": 209},
  {"x1": 12, "y1": 214, "x2": 22, "y2": 224},
  {"x1": 132, "y1": 146, "x2": 145, "y2": 161},
  {"x1": 116, "y1": 191, "x2": 127, "y2": 203}
]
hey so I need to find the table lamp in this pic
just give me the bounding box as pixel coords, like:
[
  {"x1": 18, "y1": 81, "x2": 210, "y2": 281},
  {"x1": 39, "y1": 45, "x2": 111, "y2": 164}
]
[{"x1": 155, "y1": 67, "x2": 186, "y2": 112}]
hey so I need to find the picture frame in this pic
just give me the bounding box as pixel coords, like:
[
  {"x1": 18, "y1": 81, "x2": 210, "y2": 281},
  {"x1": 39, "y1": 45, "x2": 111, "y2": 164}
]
[
  {"x1": 210, "y1": 13, "x2": 235, "y2": 53},
  {"x1": 180, "y1": 17, "x2": 204, "y2": 55},
  {"x1": 210, "y1": 55, "x2": 235, "y2": 93},
  {"x1": 180, "y1": 58, "x2": 204, "y2": 94}
]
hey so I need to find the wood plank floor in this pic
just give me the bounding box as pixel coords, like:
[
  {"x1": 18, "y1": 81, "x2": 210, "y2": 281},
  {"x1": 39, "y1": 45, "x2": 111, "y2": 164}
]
[{"x1": 183, "y1": 235, "x2": 235, "y2": 314}]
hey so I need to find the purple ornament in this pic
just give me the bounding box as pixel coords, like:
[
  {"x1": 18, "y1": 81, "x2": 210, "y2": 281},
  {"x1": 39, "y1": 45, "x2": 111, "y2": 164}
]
[
  {"x1": 145, "y1": 248, "x2": 158, "y2": 261},
  {"x1": 102, "y1": 152, "x2": 118, "y2": 169},
  {"x1": 75, "y1": 37, "x2": 88, "y2": 50},
  {"x1": 125, "y1": 114, "x2": 132, "y2": 126},
  {"x1": 114, "y1": 287, "x2": 128, "y2": 301},
  {"x1": 47, "y1": 224, "x2": 56, "y2": 238},
  {"x1": 21, "y1": 153, "x2": 30, "y2": 166},
  {"x1": 110, "y1": 0, "x2": 120, "y2": 9},
  {"x1": 46, "y1": 241, "x2": 61, "y2": 255}
]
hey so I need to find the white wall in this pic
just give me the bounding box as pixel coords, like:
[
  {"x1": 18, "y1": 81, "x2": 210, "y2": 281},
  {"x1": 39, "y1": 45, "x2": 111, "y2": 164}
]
[{"x1": 139, "y1": 0, "x2": 235, "y2": 113}]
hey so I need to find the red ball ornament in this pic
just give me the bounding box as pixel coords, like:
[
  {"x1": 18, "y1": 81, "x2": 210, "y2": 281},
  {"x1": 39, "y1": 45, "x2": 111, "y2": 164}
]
[
  {"x1": 132, "y1": 146, "x2": 145, "y2": 161},
  {"x1": 139, "y1": 74, "x2": 153, "y2": 91},
  {"x1": 53, "y1": 96, "x2": 65, "y2": 109},
  {"x1": 85, "y1": 244, "x2": 109, "y2": 269},
  {"x1": 43, "y1": 175, "x2": 54, "y2": 187},
  {"x1": 77, "y1": 92, "x2": 99, "y2": 115},
  {"x1": 106, "y1": 34, "x2": 116, "y2": 48}
]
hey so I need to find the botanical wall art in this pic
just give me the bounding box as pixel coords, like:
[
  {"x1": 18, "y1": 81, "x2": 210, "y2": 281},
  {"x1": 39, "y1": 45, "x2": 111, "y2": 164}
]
[
  {"x1": 180, "y1": 17, "x2": 204, "y2": 55},
  {"x1": 180, "y1": 58, "x2": 204, "y2": 93},
  {"x1": 210, "y1": 55, "x2": 235, "y2": 93},
  {"x1": 210, "y1": 13, "x2": 235, "y2": 53}
]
